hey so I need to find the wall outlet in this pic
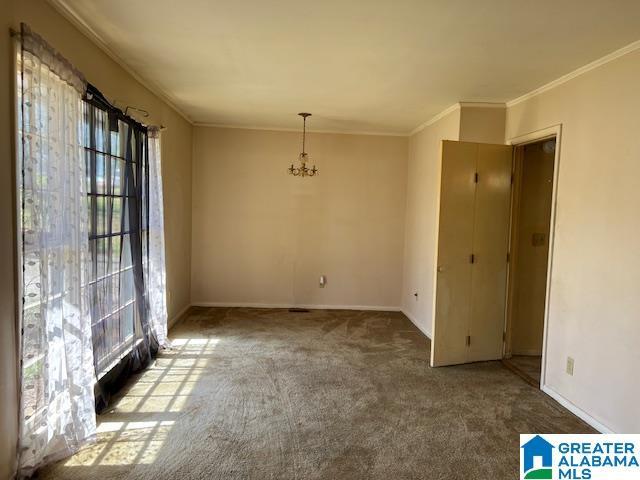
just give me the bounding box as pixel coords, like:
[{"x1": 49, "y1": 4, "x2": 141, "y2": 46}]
[{"x1": 566, "y1": 356, "x2": 575, "y2": 376}]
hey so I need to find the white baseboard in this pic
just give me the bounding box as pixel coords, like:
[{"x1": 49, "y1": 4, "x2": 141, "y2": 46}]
[
  {"x1": 541, "y1": 384, "x2": 614, "y2": 433},
  {"x1": 168, "y1": 303, "x2": 192, "y2": 330},
  {"x1": 400, "y1": 309, "x2": 432, "y2": 339},
  {"x1": 191, "y1": 301, "x2": 401, "y2": 312}
]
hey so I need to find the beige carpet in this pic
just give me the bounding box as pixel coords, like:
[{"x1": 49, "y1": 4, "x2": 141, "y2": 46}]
[{"x1": 38, "y1": 307, "x2": 593, "y2": 479}]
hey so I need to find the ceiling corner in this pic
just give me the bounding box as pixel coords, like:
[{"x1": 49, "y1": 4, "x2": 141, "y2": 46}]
[{"x1": 46, "y1": 0, "x2": 195, "y2": 126}]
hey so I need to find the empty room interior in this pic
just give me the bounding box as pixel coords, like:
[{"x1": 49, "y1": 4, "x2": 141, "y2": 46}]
[{"x1": 1, "y1": 1, "x2": 639, "y2": 479}]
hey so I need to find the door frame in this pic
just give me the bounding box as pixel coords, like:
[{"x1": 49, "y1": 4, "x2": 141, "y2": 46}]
[{"x1": 505, "y1": 124, "x2": 562, "y2": 388}]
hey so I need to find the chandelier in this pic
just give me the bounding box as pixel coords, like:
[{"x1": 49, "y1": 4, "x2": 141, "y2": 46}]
[{"x1": 288, "y1": 113, "x2": 318, "y2": 177}]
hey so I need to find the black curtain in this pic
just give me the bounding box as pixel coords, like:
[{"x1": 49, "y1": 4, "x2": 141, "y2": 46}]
[{"x1": 83, "y1": 84, "x2": 157, "y2": 412}]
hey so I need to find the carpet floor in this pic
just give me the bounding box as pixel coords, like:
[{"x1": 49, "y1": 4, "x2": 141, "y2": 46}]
[
  {"x1": 38, "y1": 307, "x2": 593, "y2": 479},
  {"x1": 505, "y1": 355, "x2": 543, "y2": 385}
]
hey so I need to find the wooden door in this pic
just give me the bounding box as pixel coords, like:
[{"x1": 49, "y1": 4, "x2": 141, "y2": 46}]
[
  {"x1": 431, "y1": 141, "x2": 512, "y2": 367},
  {"x1": 468, "y1": 144, "x2": 513, "y2": 362},
  {"x1": 431, "y1": 141, "x2": 477, "y2": 367}
]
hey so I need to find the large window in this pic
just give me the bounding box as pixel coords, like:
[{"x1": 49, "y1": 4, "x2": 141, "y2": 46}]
[
  {"x1": 16, "y1": 24, "x2": 166, "y2": 474},
  {"x1": 83, "y1": 99, "x2": 150, "y2": 379}
]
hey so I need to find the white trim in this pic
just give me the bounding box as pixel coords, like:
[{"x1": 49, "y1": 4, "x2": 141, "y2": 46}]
[
  {"x1": 167, "y1": 303, "x2": 191, "y2": 330},
  {"x1": 507, "y1": 125, "x2": 561, "y2": 147},
  {"x1": 193, "y1": 122, "x2": 408, "y2": 137},
  {"x1": 507, "y1": 39, "x2": 640, "y2": 107},
  {"x1": 409, "y1": 102, "x2": 506, "y2": 137},
  {"x1": 541, "y1": 385, "x2": 614, "y2": 434},
  {"x1": 47, "y1": 0, "x2": 194, "y2": 125},
  {"x1": 191, "y1": 302, "x2": 401, "y2": 312},
  {"x1": 400, "y1": 309, "x2": 432, "y2": 339},
  {"x1": 507, "y1": 124, "x2": 562, "y2": 392},
  {"x1": 458, "y1": 102, "x2": 505, "y2": 109},
  {"x1": 409, "y1": 103, "x2": 461, "y2": 136}
]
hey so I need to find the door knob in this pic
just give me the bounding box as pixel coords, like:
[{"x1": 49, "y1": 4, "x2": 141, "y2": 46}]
[{"x1": 437, "y1": 266, "x2": 444, "y2": 272}]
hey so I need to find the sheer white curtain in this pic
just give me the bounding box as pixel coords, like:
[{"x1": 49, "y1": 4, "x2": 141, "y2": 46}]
[
  {"x1": 146, "y1": 127, "x2": 169, "y2": 347},
  {"x1": 17, "y1": 24, "x2": 96, "y2": 476}
]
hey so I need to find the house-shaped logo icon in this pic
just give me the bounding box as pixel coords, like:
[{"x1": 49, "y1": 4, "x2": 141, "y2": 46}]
[{"x1": 521, "y1": 435, "x2": 554, "y2": 479}]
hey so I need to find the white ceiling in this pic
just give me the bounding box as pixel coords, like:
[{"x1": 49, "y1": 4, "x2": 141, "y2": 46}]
[{"x1": 54, "y1": 0, "x2": 640, "y2": 134}]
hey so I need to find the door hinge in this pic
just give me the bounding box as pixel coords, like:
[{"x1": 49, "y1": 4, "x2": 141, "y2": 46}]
[
  {"x1": 502, "y1": 331, "x2": 506, "y2": 341},
  {"x1": 506, "y1": 252, "x2": 510, "y2": 263},
  {"x1": 470, "y1": 253, "x2": 475, "y2": 264},
  {"x1": 466, "y1": 335, "x2": 471, "y2": 346},
  {"x1": 510, "y1": 173, "x2": 514, "y2": 185},
  {"x1": 474, "y1": 172, "x2": 479, "y2": 183}
]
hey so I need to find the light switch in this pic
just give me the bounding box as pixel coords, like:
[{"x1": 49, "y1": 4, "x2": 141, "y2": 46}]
[{"x1": 319, "y1": 275, "x2": 326, "y2": 288}]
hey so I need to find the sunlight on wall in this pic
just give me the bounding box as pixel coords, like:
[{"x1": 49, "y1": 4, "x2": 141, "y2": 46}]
[{"x1": 60, "y1": 337, "x2": 219, "y2": 467}]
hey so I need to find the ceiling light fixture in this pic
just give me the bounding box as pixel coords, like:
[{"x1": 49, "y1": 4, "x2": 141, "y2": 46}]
[{"x1": 288, "y1": 113, "x2": 317, "y2": 177}]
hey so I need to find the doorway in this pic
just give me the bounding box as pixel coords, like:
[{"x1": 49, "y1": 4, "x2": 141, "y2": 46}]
[
  {"x1": 430, "y1": 127, "x2": 561, "y2": 372},
  {"x1": 503, "y1": 133, "x2": 558, "y2": 387}
]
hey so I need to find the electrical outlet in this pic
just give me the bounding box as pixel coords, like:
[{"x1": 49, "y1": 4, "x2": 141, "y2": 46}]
[{"x1": 566, "y1": 356, "x2": 574, "y2": 376}]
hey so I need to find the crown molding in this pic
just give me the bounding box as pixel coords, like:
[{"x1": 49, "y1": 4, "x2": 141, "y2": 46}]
[
  {"x1": 193, "y1": 122, "x2": 409, "y2": 137},
  {"x1": 409, "y1": 39, "x2": 640, "y2": 134},
  {"x1": 458, "y1": 101, "x2": 506, "y2": 109},
  {"x1": 408, "y1": 102, "x2": 507, "y2": 136},
  {"x1": 506, "y1": 39, "x2": 640, "y2": 107},
  {"x1": 47, "y1": 0, "x2": 194, "y2": 125},
  {"x1": 409, "y1": 103, "x2": 461, "y2": 136}
]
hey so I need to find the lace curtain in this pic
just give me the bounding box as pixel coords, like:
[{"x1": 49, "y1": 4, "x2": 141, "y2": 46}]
[
  {"x1": 17, "y1": 24, "x2": 96, "y2": 476},
  {"x1": 146, "y1": 127, "x2": 169, "y2": 347}
]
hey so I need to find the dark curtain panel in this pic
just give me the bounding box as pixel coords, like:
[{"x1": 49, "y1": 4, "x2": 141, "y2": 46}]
[{"x1": 83, "y1": 84, "x2": 157, "y2": 411}]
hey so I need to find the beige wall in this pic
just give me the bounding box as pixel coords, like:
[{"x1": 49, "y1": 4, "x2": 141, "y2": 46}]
[
  {"x1": 506, "y1": 48, "x2": 640, "y2": 433},
  {"x1": 510, "y1": 143, "x2": 555, "y2": 356},
  {"x1": 1, "y1": 2, "x2": 193, "y2": 478},
  {"x1": 191, "y1": 127, "x2": 407, "y2": 308},
  {"x1": 459, "y1": 105, "x2": 506, "y2": 144},
  {"x1": 400, "y1": 110, "x2": 461, "y2": 336}
]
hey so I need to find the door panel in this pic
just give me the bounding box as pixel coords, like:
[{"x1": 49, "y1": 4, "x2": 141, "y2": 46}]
[
  {"x1": 468, "y1": 144, "x2": 513, "y2": 361},
  {"x1": 431, "y1": 141, "x2": 477, "y2": 367}
]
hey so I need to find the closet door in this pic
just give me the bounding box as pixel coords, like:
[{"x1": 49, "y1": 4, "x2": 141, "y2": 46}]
[
  {"x1": 431, "y1": 141, "x2": 512, "y2": 367},
  {"x1": 431, "y1": 141, "x2": 477, "y2": 367},
  {"x1": 468, "y1": 144, "x2": 513, "y2": 362}
]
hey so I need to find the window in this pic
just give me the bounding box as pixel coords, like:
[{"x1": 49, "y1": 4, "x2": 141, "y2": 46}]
[{"x1": 83, "y1": 100, "x2": 150, "y2": 379}]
